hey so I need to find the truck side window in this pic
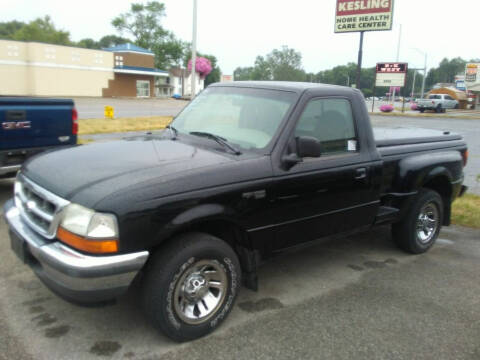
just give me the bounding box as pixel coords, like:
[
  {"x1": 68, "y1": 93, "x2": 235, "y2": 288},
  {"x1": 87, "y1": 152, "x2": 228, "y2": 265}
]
[{"x1": 294, "y1": 98, "x2": 357, "y2": 155}]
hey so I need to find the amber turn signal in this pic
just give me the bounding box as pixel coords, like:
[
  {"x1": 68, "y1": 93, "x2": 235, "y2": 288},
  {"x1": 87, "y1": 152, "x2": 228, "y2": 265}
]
[{"x1": 57, "y1": 227, "x2": 118, "y2": 254}]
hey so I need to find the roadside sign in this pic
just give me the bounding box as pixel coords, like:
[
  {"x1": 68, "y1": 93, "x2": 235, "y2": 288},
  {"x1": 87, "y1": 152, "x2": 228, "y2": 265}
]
[
  {"x1": 104, "y1": 106, "x2": 114, "y2": 119},
  {"x1": 375, "y1": 62, "x2": 408, "y2": 87},
  {"x1": 466, "y1": 64, "x2": 478, "y2": 83},
  {"x1": 334, "y1": 0, "x2": 394, "y2": 33},
  {"x1": 220, "y1": 75, "x2": 234, "y2": 82}
]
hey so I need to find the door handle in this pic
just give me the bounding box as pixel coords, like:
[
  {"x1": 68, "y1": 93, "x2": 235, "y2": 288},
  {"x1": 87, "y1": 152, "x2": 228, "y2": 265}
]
[{"x1": 355, "y1": 167, "x2": 367, "y2": 180}]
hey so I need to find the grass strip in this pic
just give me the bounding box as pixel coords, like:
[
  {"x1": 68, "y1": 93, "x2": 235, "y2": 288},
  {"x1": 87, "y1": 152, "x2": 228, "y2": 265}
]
[
  {"x1": 78, "y1": 116, "x2": 173, "y2": 135},
  {"x1": 451, "y1": 193, "x2": 480, "y2": 229}
]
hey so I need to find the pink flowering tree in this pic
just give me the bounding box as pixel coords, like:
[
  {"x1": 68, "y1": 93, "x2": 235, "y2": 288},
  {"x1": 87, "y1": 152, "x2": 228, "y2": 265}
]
[{"x1": 188, "y1": 57, "x2": 212, "y2": 79}]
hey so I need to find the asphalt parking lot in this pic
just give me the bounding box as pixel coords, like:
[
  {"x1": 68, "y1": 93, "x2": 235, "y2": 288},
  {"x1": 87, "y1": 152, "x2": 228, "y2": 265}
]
[
  {"x1": 1, "y1": 177, "x2": 479, "y2": 360},
  {"x1": 1, "y1": 111, "x2": 480, "y2": 359},
  {"x1": 74, "y1": 98, "x2": 187, "y2": 119}
]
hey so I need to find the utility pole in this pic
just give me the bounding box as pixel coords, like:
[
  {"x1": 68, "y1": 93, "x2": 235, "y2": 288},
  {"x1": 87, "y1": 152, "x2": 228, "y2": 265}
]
[
  {"x1": 355, "y1": 32, "x2": 364, "y2": 89},
  {"x1": 421, "y1": 52, "x2": 427, "y2": 98},
  {"x1": 191, "y1": 0, "x2": 198, "y2": 98},
  {"x1": 391, "y1": 24, "x2": 402, "y2": 103},
  {"x1": 413, "y1": 48, "x2": 428, "y2": 98},
  {"x1": 411, "y1": 69, "x2": 417, "y2": 98}
]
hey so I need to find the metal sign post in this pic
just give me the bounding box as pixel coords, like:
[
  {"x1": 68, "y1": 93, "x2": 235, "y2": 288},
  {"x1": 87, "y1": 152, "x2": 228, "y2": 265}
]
[
  {"x1": 356, "y1": 31, "x2": 364, "y2": 90},
  {"x1": 335, "y1": 0, "x2": 394, "y2": 91}
]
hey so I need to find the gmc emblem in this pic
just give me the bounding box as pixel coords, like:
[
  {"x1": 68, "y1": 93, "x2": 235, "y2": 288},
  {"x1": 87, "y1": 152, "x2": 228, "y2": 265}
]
[{"x1": 2, "y1": 121, "x2": 31, "y2": 130}]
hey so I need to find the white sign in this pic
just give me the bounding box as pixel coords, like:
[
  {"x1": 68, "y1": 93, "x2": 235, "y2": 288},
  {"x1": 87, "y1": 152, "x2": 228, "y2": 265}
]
[
  {"x1": 375, "y1": 62, "x2": 407, "y2": 87},
  {"x1": 335, "y1": 0, "x2": 394, "y2": 33}
]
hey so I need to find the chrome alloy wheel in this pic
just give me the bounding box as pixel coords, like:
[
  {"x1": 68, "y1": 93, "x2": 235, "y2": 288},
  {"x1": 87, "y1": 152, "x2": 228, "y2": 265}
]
[
  {"x1": 173, "y1": 259, "x2": 228, "y2": 325},
  {"x1": 416, "y1": 202, "x2": 439, "y2": 244}
]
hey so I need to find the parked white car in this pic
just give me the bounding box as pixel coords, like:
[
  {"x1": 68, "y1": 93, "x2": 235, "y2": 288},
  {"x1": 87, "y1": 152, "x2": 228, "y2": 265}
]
[{"x1": 416, "y1": 94, "x2": 459, "y2": 113}]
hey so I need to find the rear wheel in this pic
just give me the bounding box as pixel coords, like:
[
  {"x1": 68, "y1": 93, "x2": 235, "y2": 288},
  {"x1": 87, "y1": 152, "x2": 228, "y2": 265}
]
[
  {"x1": 142, "y1": 232, "x2": 241, "y2": 342},
  {"x1": 419, "y1": 108, "x2": 425, "y2": 113},
  {"x1": 392, "y1": 188, "x2": 443, "y2": 254},
  {"x1": 436, "y1": 104, "x2": 443, "y2": 113}
]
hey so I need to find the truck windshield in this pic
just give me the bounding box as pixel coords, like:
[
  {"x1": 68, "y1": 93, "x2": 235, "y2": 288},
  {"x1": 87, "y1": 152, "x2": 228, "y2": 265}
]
[{"x1": 172, "y1": 87, "x2": 296, "y2": 150}]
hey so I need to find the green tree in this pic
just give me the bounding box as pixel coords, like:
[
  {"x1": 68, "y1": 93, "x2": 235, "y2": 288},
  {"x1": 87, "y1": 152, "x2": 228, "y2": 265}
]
[
  {"x1": 252, "y1": 56, "x2": 272, "y2": 80},
  {"x1": 426, "y1": 57, "x2": 468, "y2": 89},
  {"x1": 233, "y1": 66, "x2": 255, "y2": 81},
  {"x1": 0, "y1": 20, "x2": 25, "y2": 39},
  {"x1": 98, "y1": 35, "x2": 131, "y2": 48},
  {"x1": 11, "y1": 16, "x2": 71, "y2": 45},
  {"x1": 112, "y1": 1, "x2": 184, "y2": 69},
  {"x1": 233, "y1": 46, "x2": 306, "y2": 82},
  {"x1": 77, "y1": 38, "x2": 100, "y2": 49},
  {"x1": 266, "y1": 46, "x2": 306, "y2": 81}
]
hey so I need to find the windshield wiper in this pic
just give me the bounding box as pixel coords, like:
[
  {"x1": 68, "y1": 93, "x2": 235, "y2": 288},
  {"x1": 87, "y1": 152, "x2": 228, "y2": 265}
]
[
  {"x1": 189, "y1": 131, "x2": 242, "y2": 155},
  {"x1": 166, "y1": 125, "x2": 178, "y2": 140}
]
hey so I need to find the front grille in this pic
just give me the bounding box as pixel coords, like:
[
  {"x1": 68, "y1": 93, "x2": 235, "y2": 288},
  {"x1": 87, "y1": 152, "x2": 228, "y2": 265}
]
[{"x1": 14, "y1": 175, "x2": 70, "y2": 239}]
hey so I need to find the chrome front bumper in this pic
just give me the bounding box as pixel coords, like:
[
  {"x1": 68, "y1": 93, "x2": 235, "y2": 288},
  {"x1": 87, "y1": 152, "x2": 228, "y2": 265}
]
[
  {"x1": 0, "y1": 165, "x2": 21, "y2": 176},
  {"x1": 3, "y1": 199, "x2": 149, "y2": 303}
]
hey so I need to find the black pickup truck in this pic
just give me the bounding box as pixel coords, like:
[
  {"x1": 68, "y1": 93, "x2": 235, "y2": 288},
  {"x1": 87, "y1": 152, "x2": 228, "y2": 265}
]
[{"x1": 3, "y1": 82, "x2": 468, "y2": 342}]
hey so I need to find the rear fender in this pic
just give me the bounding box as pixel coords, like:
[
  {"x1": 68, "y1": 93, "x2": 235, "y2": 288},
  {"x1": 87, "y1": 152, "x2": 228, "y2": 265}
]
[
  {"x1": 396, "y1": 151, "x2": 461, "y2": 193},
  {"x1": 394, "y1": 151, "x2": 462, "y2": 223}
]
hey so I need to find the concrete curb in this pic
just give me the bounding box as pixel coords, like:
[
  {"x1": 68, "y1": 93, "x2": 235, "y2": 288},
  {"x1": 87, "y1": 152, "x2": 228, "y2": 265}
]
[{"x1": 369, "y1": 112, "x2": 480, "y2": 120}]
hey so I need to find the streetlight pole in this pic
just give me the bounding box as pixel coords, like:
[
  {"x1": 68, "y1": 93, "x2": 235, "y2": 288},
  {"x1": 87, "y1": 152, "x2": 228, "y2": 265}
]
[
  {"x1": 191, "y1": 0, "x2": 198, "y2": 98},
  {"x1": 411, "y1": 69, "x2": 417, "y2": 98},
  {"x1": 421, "y1": 52, "x2": 427, "y2": 98},
  {"x1": 391, "y1": 24, "x2": 402, "y2": 103},
  {"x1": 413, "y1": 48, "x2": 428, "y2": 98}
]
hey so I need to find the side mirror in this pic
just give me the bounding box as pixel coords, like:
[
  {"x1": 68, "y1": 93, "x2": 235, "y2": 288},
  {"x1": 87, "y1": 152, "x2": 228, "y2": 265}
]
[{"x1": 296, "y1": 136, "x2": 322, "y2": 158}]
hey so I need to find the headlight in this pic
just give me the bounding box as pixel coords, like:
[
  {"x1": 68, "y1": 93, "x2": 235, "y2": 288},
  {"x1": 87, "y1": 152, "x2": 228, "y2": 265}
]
[{"x1": 57, "y1": 204, "x2": 119, "y2": 254}]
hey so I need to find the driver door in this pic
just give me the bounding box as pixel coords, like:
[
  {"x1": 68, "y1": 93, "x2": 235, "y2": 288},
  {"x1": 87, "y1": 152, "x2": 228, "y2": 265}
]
[{"x1": 270, "y1": 97, "x2": 380, "y2": 250}]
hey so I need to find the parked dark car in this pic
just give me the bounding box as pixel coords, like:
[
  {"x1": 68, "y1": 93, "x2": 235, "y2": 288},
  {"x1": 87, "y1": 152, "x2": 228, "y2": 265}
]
[
  {"x1": 3, "y1": 82, "x2": 468, "y2": 342},
  {"x1": 0, "y1": 97, "x2": 78, "y2": 178}
]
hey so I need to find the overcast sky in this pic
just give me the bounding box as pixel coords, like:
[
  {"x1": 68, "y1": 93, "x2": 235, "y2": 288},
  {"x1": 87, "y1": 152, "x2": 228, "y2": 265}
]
[{"x1": 2, "y1": 0, "x2": 479, "y2": 74}]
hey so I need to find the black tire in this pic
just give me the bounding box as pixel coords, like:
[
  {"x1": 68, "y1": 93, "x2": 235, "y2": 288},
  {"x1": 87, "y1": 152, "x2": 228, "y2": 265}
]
[
  {"x1": 419, "y1": 108, "x2": 425, "y2": 113},
  {"x1": 454, "y1": 103, "x2": 459, "y2": 109},
  {"x1": 436, "y1": 104, "x2": 443, "y2": 113},
  {"x1": 392, "y1": 188, "x2": 443, "y2": 254},
  {"x1": 142, "y1": 232, "x2": 241, "y2": 342}
]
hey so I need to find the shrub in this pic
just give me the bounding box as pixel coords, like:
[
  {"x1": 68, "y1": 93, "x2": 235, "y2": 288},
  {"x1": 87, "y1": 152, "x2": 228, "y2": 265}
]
[{"x1": 380, "y1": 104, "x2": 394, "y2": 112}]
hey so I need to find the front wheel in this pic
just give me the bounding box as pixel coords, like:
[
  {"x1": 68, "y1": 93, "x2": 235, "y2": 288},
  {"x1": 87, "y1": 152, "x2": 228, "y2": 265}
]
[
  {"x1": 142, "y1": 232, "x2": 241, "y2": 342},
  {"x1": 436, "y1": 104, "x2": 443, "y2": 113},
  {"x1": 392, "y1": 188, "x2": 443, "y2": 254}
]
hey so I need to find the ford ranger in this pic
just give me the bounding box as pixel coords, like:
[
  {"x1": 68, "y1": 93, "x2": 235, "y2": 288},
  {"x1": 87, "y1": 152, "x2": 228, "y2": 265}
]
[
  {"x1": 3, "y1": 82, "x2": 468, "y2": 342},
  {"x1": 0, "y1": 97, "x2": 78, "y2": 178}
]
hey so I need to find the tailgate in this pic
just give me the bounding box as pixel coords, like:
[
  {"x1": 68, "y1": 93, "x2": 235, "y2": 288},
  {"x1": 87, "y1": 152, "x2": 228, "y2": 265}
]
[{"x1": 0, "y1": 98, "x2": 74, "y2": 151}]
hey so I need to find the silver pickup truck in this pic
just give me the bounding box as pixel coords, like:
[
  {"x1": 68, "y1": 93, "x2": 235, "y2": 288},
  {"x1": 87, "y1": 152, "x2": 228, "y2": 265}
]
[{"x1": 417, "y1": 94, "x2": 459, "y2": 113}]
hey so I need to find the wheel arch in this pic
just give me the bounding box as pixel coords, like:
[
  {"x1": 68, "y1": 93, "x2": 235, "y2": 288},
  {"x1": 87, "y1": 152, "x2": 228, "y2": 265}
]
[
  {"x1": 149, "y1": 204, "x2": 258, "y2": 288},
  {"x1": 422, "y1": 174, "x2": 452, "y2": 225},
  {"x1": 396, "y1": 153, "x2": 461, "y2": 225}
]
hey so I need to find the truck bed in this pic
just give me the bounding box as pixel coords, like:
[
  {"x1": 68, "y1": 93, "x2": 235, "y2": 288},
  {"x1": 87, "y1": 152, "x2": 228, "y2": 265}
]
[{"x1": 374, "y1": 127, "x2": 462, "y2": 148}]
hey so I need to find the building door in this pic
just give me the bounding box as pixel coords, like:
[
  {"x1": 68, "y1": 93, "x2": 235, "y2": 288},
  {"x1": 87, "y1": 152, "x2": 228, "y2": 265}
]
[{"x1": 136, "y1": 80, "x2": 150, "y2": 97}]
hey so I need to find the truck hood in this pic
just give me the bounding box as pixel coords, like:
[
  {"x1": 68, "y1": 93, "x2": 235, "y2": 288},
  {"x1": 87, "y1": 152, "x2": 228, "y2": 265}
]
[{"x1": 22, "y1": 136, "x2": 237, "y2": 206}]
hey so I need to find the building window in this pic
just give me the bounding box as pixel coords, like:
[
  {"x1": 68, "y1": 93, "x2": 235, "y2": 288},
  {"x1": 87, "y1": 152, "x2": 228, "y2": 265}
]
[
  {"x1": 136, "y1": 80, "x2": 150, "y2": 97},
  {"x1": 71, "y1": 50, "x2": 80, "y2": 62},
  {"x1": 7, "y1": 44, "x2": 19, "y2": 57},
  {"x1": 44, "y1": 47, "x2": 56, "y2": 60},
  {"x1": 115, "y1": 55, "x2": 123, "y2": 66},
  {"x1": 94, "y1": 53, "x2": 103, "y2": 64}
]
